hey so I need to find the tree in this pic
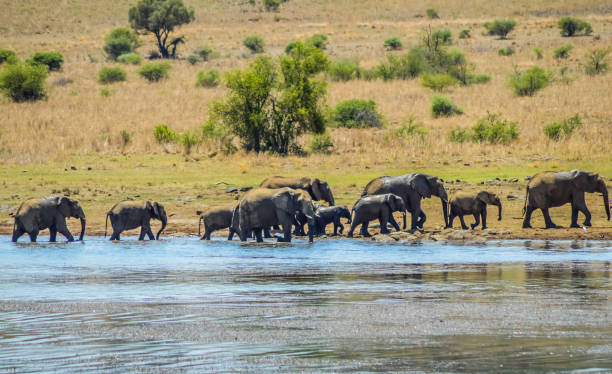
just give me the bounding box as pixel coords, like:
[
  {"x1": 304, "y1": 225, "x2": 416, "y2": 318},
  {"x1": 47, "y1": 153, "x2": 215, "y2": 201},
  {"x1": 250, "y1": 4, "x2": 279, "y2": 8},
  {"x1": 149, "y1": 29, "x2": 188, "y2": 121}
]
[
  {"x1": 104, "y1": 27, "x2": 141, "y2": 60},
  {"x1": 213, "y1": 42, "x2": 328, "y2": 155},
  {"x1": 129, "y1": 0, "x2": 194, "y2": 59},
  {"x1": 484, "y1": 19, "x2": 517, "y2": 39},
  {"x1": 558, "y1": 17, "x2": 592, "y2": 37}
]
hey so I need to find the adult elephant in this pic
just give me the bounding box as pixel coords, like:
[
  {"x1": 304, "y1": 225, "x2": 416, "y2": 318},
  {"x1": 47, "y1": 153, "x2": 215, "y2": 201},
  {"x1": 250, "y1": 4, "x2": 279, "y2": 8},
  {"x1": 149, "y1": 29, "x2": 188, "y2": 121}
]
[
  {"x1": 105, "y1": 200, "x2": 167, "y2": 240},
  {"x1": 11, "y1": 196, "x2": 86, "y2": 242},
  {"x1": 197, "y1": 205, "x2": 237, "y2": 240},
  {"x1": 348, "y1": 193, "x2": 407, "y2": 237},
  {"x1": 362, "y1": 173, "x2": 448, "y2": 231},
  {"x1": 259, "y1": 176, "x2": 335, "y2": 206},
  {"x1": 522, "y1": 170, "x2": 610, "y2": 229},
  {"x1": 233, "y1": 187, "x2": 316, "y2": 243}
]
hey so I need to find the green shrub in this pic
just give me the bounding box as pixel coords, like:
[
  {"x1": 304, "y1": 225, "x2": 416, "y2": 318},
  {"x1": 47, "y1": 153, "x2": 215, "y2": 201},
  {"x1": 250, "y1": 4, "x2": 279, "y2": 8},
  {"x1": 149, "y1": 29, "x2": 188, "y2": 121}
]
[
  {"x1": 420, "y1": 73, "x2": 457, "y2": 91},
  {"x1": 0, "y1": 62, "x2": 48, "y2": 102},
  {"x1": 196, "y1": 69, "x2": 220, "y2": 87},
  {"x1": 263, "y1": 0, "x2": 281, "y2": 11},
  {"x1": 243, "y1": 35, "x2": 265, "y2": 54},
  {"x1": 508, "y1": 66, "x2": 552, "y2": 96},
  {"x1": 584, "y1": 48, "x2": 609, "y2": 76},
  {"x1": 558, "y1": 17, "x2": 592, "y2": 37},
  {"x1": 533, "y1": 47, "x2": 544, "y2": 59},
  {"x1": 153, "y1": 124, "x2": 179, "y2": 144},
  {"x1": 394, "y1": 117, "x2": 427, "y2": 139},
  {"x1": 472, "y1": 112, "x2": 519, "y2": 144},
  {"x1": 119, "y1": 129, "x2": 132, "y2": 147},
  {"x1": 103, "y1": 27, "x2": 140, "y2": 60},
  {"x1": 97, "y1": 66, "x2": 127, "y2": 84},
  {"x1": 307, "y1": 34, "x2": 327, "y2": 50},
  {"x1": 459, "y1": 29, "x2": 471, "y2": 39},
  {"x1": 194, "y1": 45, "x2": 213, "y2": 61},
  {"x1": 285, "y1": 41, "x2": 297, "y2": 54},
  {"x1": 99, "y1": 86, "x2": 113, "y2": 97},
  {"x1": 138, "y1": 62, "x2": 171, "y2": 82},
  {"x1": 180, "y1": 130, "x2": 201, "y2": 154},
  {"x1": 498, "y1": 46, "x2": 515, "y2": 56},
  {"x1": 467, "y1": 73, "x2": 491, "y2": 84},
  {"x1": 376, "y1": 46, "x2": 429, "y2": 80},
  {"x1": 543, "y1": 114, "x2": 582, "y2": 140},
  {"x1": 310, "y1": 131, "x2": 334, "y2": 154},
  {"x1": 187, "y1": 54, "x2": 203, "y2": 65},
  {"x1": 484, "y1": 19, "x2": 517, "y2": 39},
  {"x1": 384, "y1": 37, "x2": 403, "y2": 51},
  {"x1": 0, "y1": 49, "x2": 18, "y2": 64},
  {"x1": 327, "y1": 59, "x2": 360, "y2": 81},
  {"x1": 26, "y1": 51, "x2": 63, "y2": 71},
  {"x1": 448, "y1": 128, "x2": 472, "y2": 143},
  {"x1": 431, "y1": 95, "x2": 463, "y2": 117},
  {"x1": 426, "y1": 8, "x2": 439, "y2": 19},
  {"x1": 331, "y1": 99, "x2": 384, "y2": 128},
  {"x1": 117, "y1": 52, "x2": 143, "y2": 65},
  {"x1": 553, "y1": 44, "x2": 573, "y2": 59},
  {"x1": 432, "y1": 29, "x2": 452, "y2": 45}
]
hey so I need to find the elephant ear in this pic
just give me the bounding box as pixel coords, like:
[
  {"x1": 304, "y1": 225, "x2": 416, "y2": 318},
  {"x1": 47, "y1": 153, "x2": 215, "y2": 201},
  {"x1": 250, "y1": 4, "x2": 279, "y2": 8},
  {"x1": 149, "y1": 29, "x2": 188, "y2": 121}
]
[
  {"x1": 146, "y1": 201, "x2": 154, "y2": 216},
  {"x1": 383, "y1": 194, "x2": 395, "y2": 211},
  {"x1": 569, "y1": 170, "x2": 591, "y2": 191},
  {"x1": 409, "y1": 175, "x2": 431, "y2": 198},
  {"x1": 56, "y1": 196, "x2": 71, "y2": 216},
  {"x1": 311, "y1": 179, "x2": 323, "y2": 201},
  {"x1": 153, "y1": 202, "x2": 161, "y2": 218},
  {"x1": 476, "y1": 191, "x2": 490, "y2": 205}
]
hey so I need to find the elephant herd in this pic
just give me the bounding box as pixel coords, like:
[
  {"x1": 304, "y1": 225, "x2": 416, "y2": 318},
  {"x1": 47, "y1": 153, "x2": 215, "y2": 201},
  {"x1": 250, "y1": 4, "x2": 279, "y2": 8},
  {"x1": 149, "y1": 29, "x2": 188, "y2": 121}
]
[{"x1": 10, "y1": 170, "x2": 610, "y2": 243}]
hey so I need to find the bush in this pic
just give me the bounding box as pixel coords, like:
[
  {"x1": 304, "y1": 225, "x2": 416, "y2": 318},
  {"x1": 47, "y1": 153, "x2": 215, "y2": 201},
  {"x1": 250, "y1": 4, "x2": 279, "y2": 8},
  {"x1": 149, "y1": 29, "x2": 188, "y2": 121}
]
[
  {"x1": 0, "y1": 49, "x2": 18, "y2": 64},
  {"x1": 327, "y1": 59, "x2": 360, "y2": 81},
  {"x1": 584, "y1": 48, "x2": 610, "y2": 76},
  {"x1": 310, "y1": 131, "x2": 334, "y2": 154},
  {"x1": 99, "y1": 86, "x2": 113, "y2": 97},
  {"x1": 376, "y1": 46, "x2": 429, "y2": 80},
  {"x1": 0, "y1": 62, "x2": 48, "y2": 102},
  {"x1": 194, "y1": 45, "x2": 213, "y2": 61},
  {"x1": 543, "y1": 114, "x2": 582, "y2": 140},
  {"x1": 508, "y1": 67, "x2": 552, "y2": 96},
  {"x1": 97, "y1": 66, "x2": 127, "y2": 84},
  {"x1": 431, "y1": 95, "x2": 463, "y2": 117},
  {"x1": 153, "y1": 124, "x2": 178, "y2": 144},
  {"x1": 138, "y1": 62, "x2": 171, "y2": 82},
  {"x1": 498, "y1": 46, "x2": 515, "y2": 56},
  {"x1": 558, "y1": 17, "x2": 592, "y2": 37},
  {"x1": 533, "y1": 47, "x2": 544, "y2": 59},
  {"x1": 426, "y1": 8, "x2": 439, "y2": 19},
  {"x1": 331, "y1": 99, "x2": 384, "y2": 128},
  {"x1": 384, "y1": 37, "x2": 403, "y2": 51},
  {"x1": 459, "y1": 29, "x2": 471, "y2": 39},
  {"x1": 472, "y1": 113, "x2": 519, "y2": 144},
  {"x1": 432, "y1": 29, "x2": 452, "y2": 46},
  {"x1": 285, "y1": 41, "x2": 297, "y2": 54},
  {"x1": 196, "y1": 69, "x2": 220, "y2": 87},
  {"x1": 307, "y1": 34, "x2": 327, "y2": 50},
  {"x1": 119, "y1": 129, "x2": 132, "y2": 147},
  {"x1": 180, "y1": 130, "x2": 201, "y2": 154},
  {"x1": 420, "y1": 73, "x2": 457, "y2": 91},
  {"x1": 553, "y1": 44, "x2": 573, "y2": 59},
  {"x1": 448, "y1": 128, "x2": 472, "y2": 143},
  {"x1": 117, "y1": 52, "x2": 143, "y2": 65},
  {"x1": 484, "y1": 19, "x2": 517, "y2": 39},
  {"x1": 103, "y1": 27, "x2": 140, "y2": 60},
  {"x1": 243, "y1": 35, "x2": 265, "y2": 54},
  {"x1": 394, "y1": 117, "x2": 428, "y2": 140},
  {"x1": 26, "y1": 51, "x2": 63, "y2": 71},
  {"x1": 187, "y1": 54, "x2": 203, "y2": 65},
  {"x1": 467, "y1": 73, "x2": 491, "y2": 84},
  {"x1": 263, "y1": 0, "x2": 281, "y2": 11}
]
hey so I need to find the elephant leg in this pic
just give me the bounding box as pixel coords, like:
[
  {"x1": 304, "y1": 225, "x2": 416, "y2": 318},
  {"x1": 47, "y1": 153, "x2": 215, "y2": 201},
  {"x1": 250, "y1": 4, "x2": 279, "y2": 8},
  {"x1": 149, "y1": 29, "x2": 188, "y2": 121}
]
[
  {"x1": 146, "y1": 227, "x2": 155, "y2": 240},
  {"x1": 347, "y1": 220, "x2": 358, "y2": 238},
  {"x1": 263, "y1": 228, "x2": 272, "y2": 238},
  {"x1": 417, "y1": 210, "x2": 426, "y2": 229},
  {"x1": 570, "y1": 206, "x2": 580, "y2": 228},
  {"x1": 28, "y1": 229, "x2": 39, "y2": 242},
  {"x1": 49, "y1": 226, "x2": 58, "y2": 242},
  {"x1": 574, "y1": 199, "x2": 592, "y2": 227},
  {"x1": 470, "y1": 213, "x2": 480, "y2": 230},
  {"x1": 57, "y1": 226, "x2": 74, "y2": 242},
  {"x1": 379, "y1": 214, "x2": 391, "y2": 234},
  {"x1": 138, "y1": 227, "x2": 146, "y2": 240},
  {"x1": 277, "y1": 223, "x2": 292, "y2": 242},
  {"x1": 12, "y1": 225, "x2": 25, "y2": 242},
  {"x1": 388, "y1": 213, "x2": 401, "y2": 232},
  {"x1": 227, "y1": 228, "x2": 235, "y2": 240},
  {"x1": 333, "y1": 216, "x2": 341, "y2": 236},
  {"x1": 361, "y1": 221, "x2": 371, "y2": 237},
  {"x1": 481, "y1": 210, "x2": 487, "y2": 230},
  {"x1": 522, "y1": 206, "x2": 534, "y2": 228},
  {"x1": 204, "y1": 228, "x2": 212, "y2": 240},
  {"x1": 447, "y1": 212, "x2": 455, "y2": 228},
  {"x1": 459, "y1": 215, "x2": 469, "y2": 230},
  {"x1": 255, "y1": 229, "x2": 264, "y2": 242},
  {"x1": 542, "y1": 208, "x2": 559, "y2": 229}
]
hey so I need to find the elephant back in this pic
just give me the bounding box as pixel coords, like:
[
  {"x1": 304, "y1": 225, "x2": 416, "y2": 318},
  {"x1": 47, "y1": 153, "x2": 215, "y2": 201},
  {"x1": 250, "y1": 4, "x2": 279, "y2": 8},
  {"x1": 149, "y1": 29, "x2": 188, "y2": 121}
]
[{"x1": 362, "y1": 177, "x2": 391, "y2": 196}]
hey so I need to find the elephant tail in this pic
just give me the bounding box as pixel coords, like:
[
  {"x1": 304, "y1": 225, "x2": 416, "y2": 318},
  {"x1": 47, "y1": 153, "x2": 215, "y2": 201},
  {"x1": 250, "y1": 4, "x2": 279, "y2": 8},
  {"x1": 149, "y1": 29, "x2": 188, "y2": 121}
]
[
  {"x1": 521, "y1": 185, "x2": 530, "y2": 217},
  {"x1": 104, "y1": 212, "x2": 109, "y2": 238}
]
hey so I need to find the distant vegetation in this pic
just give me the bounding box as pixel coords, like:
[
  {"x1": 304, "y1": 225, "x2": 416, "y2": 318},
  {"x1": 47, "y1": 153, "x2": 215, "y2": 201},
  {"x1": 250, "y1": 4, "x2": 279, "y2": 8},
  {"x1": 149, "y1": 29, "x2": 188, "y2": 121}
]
[
  {"x1": 0, "y1": 62, "x2": 48, "y2": 102},
  {"x1": 138, "y1": 62, "x2": 171, "y2": 82},
  {"x1": 26, "y1": 52, "x2": 63, "y2": 71},
  {"x1": 484, "y1": 19, "x2": 517, "y2": 39},
  {"x1": 331, "y1": 99, "x2": 384, "y2": 128},
  {"x1": 543, "y1": 114, "x2": 582, "y2": 140},
  {"x1": 498, "y1": 46, "x2": 515, "y2": 56},
  {"x1": 449, "y1": 113, "x2": 518, "y2": 144},
  {"x1": 0, "y1": 49, "x2": 18, "y2": 65},
  {"x1": 553, "y1": 44, "x2": 573, "y2": 59},
  {"x1": 97, "y1": 66, "x2": 127, "y2": 84},
  {"x1": 117, "y1": 53, "x2": 143, "y2": 65},
  {"x1": 310, "y1": 131, "x2": 334, "y2": 154},
  {"x1": 195, "y1": 69, "x2": 220, "y2": 87},
  {"x1": 384, "y1": 37, "x2": 402, "y2": 51},
  {"x1": 584, "y1": 48, "x2": 610, "y2": 76},
  {"x1": 431, "y1": 95, "x2": 463, "y2": 117},
  {"x1": 103, "y1": 28, "x2": 141, "y2": 61},
  {"x1": 426, "y1": 8, "x2": 438, "y2": 19},
  {"x1": 243, "y1": 35, "x2": 265, "y2": 54},
  {"x1": 558, "y1": 17, "x2": 592, "y2": 37},
  {"x1": 508, "y1": 67, "x2": 551, "y2": 96}
]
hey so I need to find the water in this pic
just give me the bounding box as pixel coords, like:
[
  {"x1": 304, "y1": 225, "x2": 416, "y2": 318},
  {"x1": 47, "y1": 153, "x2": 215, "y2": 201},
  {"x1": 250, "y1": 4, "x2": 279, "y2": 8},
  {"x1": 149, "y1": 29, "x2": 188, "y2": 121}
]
[{"x1": 0, "y1": 236, "x2": 611, "y2": 372}]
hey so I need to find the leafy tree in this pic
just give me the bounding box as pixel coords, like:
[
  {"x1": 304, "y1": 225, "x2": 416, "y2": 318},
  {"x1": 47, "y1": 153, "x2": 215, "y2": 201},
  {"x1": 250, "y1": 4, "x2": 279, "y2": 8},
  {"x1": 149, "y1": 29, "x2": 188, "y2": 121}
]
[
  {"x1": 0, "y1": 62, "x2": 48, "y2": 102},
  {"x1": 0, "y1": 49, "x2": 18, "y2": 64},
  {"x1": 138, "y1": 62, "x2": 171, "y2": 81},
  {"x1": 553, "y1": 44, "x2": 573, "y2": 59},
  {"x1": 484, "y1": 19, "x2": 517, "y2": 39},
  {"x1": 243, "y1": 35, "x2": 265, "y2": 54},
  {"x1": 431, "y1": 95, "x2": 463, "y2": 117},
  {"x1": 97, "y1": 66, "x2": 127, "y2": 83},
  {"x1": 129, "y1": 0, "x2": 194, "y2": 59},
  {"x1": 508, "y1": 66, "x2": 552, "y2": 96},
  {"x1": 212, "y1": 42, "x2": 328, "y2": 154},
  {"x1": 104, "y1": 27, "x2": 141, "y2": 60},
  {"x1": 558, "y1": 17, "x2": 592, "y2": 37},
  {"x1": 331, "y1": 99, "x2": 384, "y2": 128},
  {"x1": 26, "y1": 52, "x2": 63, "y2": 71},
  {"x1": 384, "y1": 37, "x2": 403, "y2": 51}
]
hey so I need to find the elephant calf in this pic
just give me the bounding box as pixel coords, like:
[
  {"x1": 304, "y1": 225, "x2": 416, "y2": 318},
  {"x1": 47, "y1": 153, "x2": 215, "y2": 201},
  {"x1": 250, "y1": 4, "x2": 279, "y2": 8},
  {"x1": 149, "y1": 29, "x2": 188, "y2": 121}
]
[
  {"x1": 12, "y1": 196, "x2": 86, "y2": 242},
  {"x1": 105, "y1": 200, "x2": 167, "y2": 240},
  {"x1": 197, "y1": 205, "x2": 238, "y2": 240},
  {"x1": 448, "y1": 191, "x2": 502, "y2": 230},
  {"x1": 314, "y1": 206, "x2": 352, "y2": 236},
  {"x1": 348, "y1": 194, "x2": 407, "y2": 238}
]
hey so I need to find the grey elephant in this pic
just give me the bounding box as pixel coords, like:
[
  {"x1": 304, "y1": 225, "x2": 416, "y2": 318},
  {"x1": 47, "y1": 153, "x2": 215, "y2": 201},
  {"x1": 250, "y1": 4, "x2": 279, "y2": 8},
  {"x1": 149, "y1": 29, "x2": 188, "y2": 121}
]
[
  {"x1": 362, "y1": 173, "x2": 448, "y2": 232},
  {"x1": 105, "y1": 200, "x2": 167, "y2": 240},
  {"x1": 197, "y1": 205, "x2": 238, "y2": 240},
  {"x1": 448, "y1": 191, "x2": 502, "y2": 230},
  {"x1": 259, "y1": 176, "x2": 335, "y2": 206},
  {"x1": 11, "y1": 196, "x2": 86, "y2": 242},
  {"x1": 232, "y1": 187, "x2": 316, "y2": 243},
  {"x1": 314, "y1": 206, "x2": 352, "y2": 236},
  {"x1": 522, "y1": 170, "x2": 610, "y2": 229},
  {"x1": 348, "y1": 193, "x2": 407, "y2": 237}
]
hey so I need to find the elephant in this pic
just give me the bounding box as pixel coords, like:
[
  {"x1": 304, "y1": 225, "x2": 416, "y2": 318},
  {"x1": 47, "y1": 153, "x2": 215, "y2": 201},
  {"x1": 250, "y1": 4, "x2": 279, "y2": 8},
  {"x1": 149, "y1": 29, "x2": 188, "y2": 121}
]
[
  {"x1": 11, "y1": 196, "x2": 86, "y2": 242},
  {"x1": 197, "y1": 205, "x2": 238, "y2": 240},
  {"x1": 105, "y1": 200, "x2": 167, "y2": 240},
  {"x1": 522, "y1": 170, "x2": 610, "y2": 229},
  {"x1": 259, "y1": 176, "x2": 335, "y2": 206},
  {"x1": 348, "y1": 193, "x2": 407, "y2": 237},
  {"x1": 232, "y1": 187, "x2": 316, "y2": 243},
  {"x1": 314, "y1": 205, "x2": 352, "y2": 236},
  {"x1": 362, "y1": 173, "x2": 448, "y2": 231},
  {"x1": 448, "y1": 191, "x2": 502, "y2": 230}
]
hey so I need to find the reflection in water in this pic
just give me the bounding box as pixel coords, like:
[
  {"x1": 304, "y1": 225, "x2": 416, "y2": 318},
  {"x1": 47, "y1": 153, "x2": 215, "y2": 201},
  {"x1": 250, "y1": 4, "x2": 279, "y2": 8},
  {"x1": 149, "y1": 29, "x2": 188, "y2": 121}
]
[{"x1": 0, "y1": 237, "x2": 610, "y2": 372}]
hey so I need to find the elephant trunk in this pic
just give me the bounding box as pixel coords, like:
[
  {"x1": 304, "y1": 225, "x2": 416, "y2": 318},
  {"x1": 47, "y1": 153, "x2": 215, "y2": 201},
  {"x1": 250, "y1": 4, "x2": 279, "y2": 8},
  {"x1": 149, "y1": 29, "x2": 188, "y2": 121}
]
[
  {"x1": 497, "y1": 203, "x2": 502, "y2": 221},
  {"x1": 198, "y1": 215, "x2": 203, "y2": 238},
  {"x1": 604, "y1": 189, "x2": 610, "y2": 221},
  {"x1": 306, "y1": 217, "x2": 315, "y2": 243},
  {"x1": 402, "y1": 209, "x2": 407, "y2": 230},
  {"x1": 79, "y1": 218, "x2": 86, "y2": 241},
  {"x1": 441, "y1": 199, "x2": 449, "y2": 228},
  {"x1": 156, "y1": 215, "x2": 167, "y2": 240}
]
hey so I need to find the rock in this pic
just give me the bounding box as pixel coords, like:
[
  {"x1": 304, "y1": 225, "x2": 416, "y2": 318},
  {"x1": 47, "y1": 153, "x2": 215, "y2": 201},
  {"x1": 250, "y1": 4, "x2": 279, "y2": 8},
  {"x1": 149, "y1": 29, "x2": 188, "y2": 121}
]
[
  {"x1": 239, "y1": 186, "x2": 253, "y2": 192},
  {"x1": 503, "y1": 178, "x2": 507, "y2": 182},
  {"x1": 486, "y1": 179, "x2": 494, "y2": 184},
  {"x1": 134, "y1": 194, "x2": 140, "y2": 197},
  {"x1": 456, "y1": 179, "x2": 461, "y2": 183},
  {"x1": 495, "y1": 177, "x2": 500, "y2": 181},
  {"x1": 126, "y1": 196, "x2": 134, "y2": 200},
  {"x1": 281, "y1": 162, "x2": 294, "y2": 169},
  {"x1": 447, "y1": 230, "x2": 474, "y2": 241},
  {"x1": 226, "y1": 188, "x2": 238, "y2": 193},
  {"x1": 87, "y1": 167, "x2": 92, "y2": 171},
  {"x1": 507, "y1": 194, "x2": 518, "y2": 200},
  {"x1": 480, "y1": 181, "x2": 485, "y2": 185},
  {"x1": 64, "y1": 168, "x2": 68, "y2": 171},
  {"x1": 70, "y1": 166, "x2": 77, "y2": 170},
  {"x1": 463, "y1": 163, "x2": 470, "y2": 166},
  {"x1": 524, "y1": 176, "x2": 531, "y2": 181},
  {"x1": 446, "y1": 180, "x2": 454, "y2": 184},
  {"x1": 510, "y1": 178, "x2": 519, "y2": 183},
  {"x1": 371, "y1": 234, "x2": 398, "y2": 243}
]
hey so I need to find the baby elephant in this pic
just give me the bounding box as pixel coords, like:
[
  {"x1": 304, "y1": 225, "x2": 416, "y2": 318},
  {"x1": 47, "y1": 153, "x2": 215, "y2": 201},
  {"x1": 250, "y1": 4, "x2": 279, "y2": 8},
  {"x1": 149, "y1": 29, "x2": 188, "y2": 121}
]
[
  {"x1": 348, "y1": 193, "x2": 407, "y2": 237},
  {"x1": 448, "y1": 191, "x2": 502, "y2": 230},
  {"x1": 197, "y1": 205, "x2": 238, "y2": 240},
  {"x1": 314, "y1": 206, "x2": 352, "y2": 236},
  {"x1": 106, "y1": 200, "x2": 167, "y2": 240}
]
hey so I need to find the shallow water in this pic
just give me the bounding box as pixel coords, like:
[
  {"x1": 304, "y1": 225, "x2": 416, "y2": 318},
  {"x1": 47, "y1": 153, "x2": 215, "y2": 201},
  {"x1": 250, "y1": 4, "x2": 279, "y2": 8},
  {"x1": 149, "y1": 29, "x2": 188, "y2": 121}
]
[{"x1": 0, "y1": 236, "x2": 611, "y2": 372}]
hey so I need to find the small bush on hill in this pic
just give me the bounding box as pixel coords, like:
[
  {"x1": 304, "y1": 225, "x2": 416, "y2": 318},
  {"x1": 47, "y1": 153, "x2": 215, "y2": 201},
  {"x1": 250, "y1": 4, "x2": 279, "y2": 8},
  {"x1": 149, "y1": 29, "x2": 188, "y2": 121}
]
[
  {"x1": 310, "y1": 131, "x2": 334, "y2": 154},
  {"x1": 498, "y1": 46, "x2": 515, "y2": 56},
  {"x1": 420, "y1": 73, "x2": 457, "y2": 91},
  {"x1": 459, "y1": 29, "x2": 471, "y2": 39},
  {"x1": 431, "y1": 95, "x2": 463, "y2": 117},
  {"x1": 468, "y1": 73, "x2": 491, "y2": 84},
  {"x1": 584, "y1": 48, "x2": 610, "y2": 76},
  {"x1": 243, "y1": 35, "x2": 265, "y2": 54},
  {"x1": 508, "y1": 67, "x2": 552, "y2": 96},
  {"x1": 99, "y1": 86, "x2": 113, "y2": 97},
  {"x1": 384, "y1": 37, "x2": 403, "y2": 51},
  {"x1": 103, "y1": 27, "x2": 140, "y2": 60},
  {"x1": 331, "y1": 99, "x2": 384, "y2": 128},
  {"x1": 196, "y1": 69, "x2": 220, "y2": 87},
  {"x1": 138, "y1": 62, "x2": 171, "y2": 82},
  {"x1": 553, "y1": 44, "x2": 573, "y2": 59},
  {"x1": 0, "y1": 62, "x2": 48, "y2": 102},
  {"x1": 327, "y1": 59, "x2": 360, "y2": 81},
  {"x1": 432, "y1": 29, "x2": 452, "y2": 45},
  {"x1": 117, "y1": 52, "x2": 143, "y2": 65},
  {"x1": 97, "y1": 66, "x2": 127, "y2": 84},
  {"x1": 0, "y1": 49, "x2": 18, "y2": 64},
  {"x1": 307, "y1": 34, "x2": 327, "y2": 49},
  {"x1": 154, "y1": 124, "x2": 178, "y2": 144},
  {"x1": 194, "y1": 45, "x2": 213, "y2": 61},
  {"x1": 448, "y1": 128, "x2": 472, "y2": 143},
  {"x1": 394, "y1": 117, "x2": 428, "y2": 140},
  {"x1": 26, "y1": 51, "x2": 63, "y2": 71},
  {"x1": 484, "y1": 19, "x2": 517, "y2": 39},
  {"x1": 426, "y1": 8, "x2": 439, "y2": 19},
  {"x1": 558, "y1": 17, "x2": 592, "y2": 37},
  {"x1": 533, "y1": 47, "x2": 544, "y2": 59},
  {"x1": 472, "y1": 113, "x2": 519, "y2": 144},
  {"x1": 180, "y1": 130, "x2": 201, "y2": 154},
  {"x1": 377, "y1": 47, "x2": 429, "y2": 80},
  {"x1": 187, "y1": 54, "x2": 202, "y2": 65},
  {"x1": 543, "y1": 114, "x2": 582, "y2": 140}
]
